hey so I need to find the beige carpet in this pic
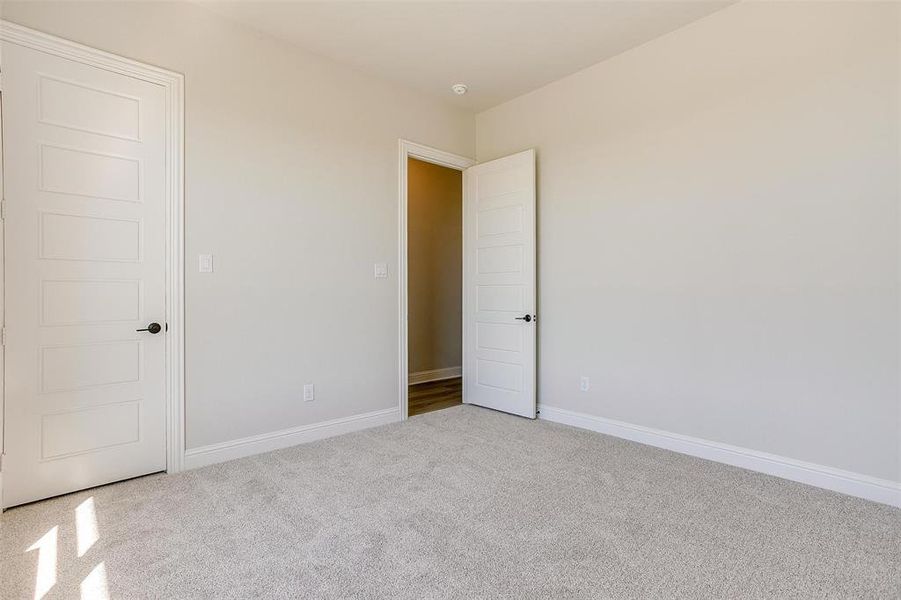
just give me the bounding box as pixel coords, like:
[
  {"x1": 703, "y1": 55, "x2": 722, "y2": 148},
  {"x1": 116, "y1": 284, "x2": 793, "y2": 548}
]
[{"x1": 2, "y1": 405, "x2": 899, "y2": 599}]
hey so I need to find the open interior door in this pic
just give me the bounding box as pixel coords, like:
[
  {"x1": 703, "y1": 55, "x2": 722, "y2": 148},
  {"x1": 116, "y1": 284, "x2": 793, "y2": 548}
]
[{"x1": 463, "y1": 149, "x2": 536, "y2": 418}]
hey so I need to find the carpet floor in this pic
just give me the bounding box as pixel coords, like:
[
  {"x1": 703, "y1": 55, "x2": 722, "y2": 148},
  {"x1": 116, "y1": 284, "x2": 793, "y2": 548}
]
[{"x1": 2, "y1": 405, "x2": 899, "y2": 599}]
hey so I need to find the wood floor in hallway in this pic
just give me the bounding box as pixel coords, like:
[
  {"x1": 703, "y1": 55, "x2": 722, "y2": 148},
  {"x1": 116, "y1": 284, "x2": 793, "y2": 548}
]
[{"x1": 408, "y1": 377, "x2": 462, "y2": 416}]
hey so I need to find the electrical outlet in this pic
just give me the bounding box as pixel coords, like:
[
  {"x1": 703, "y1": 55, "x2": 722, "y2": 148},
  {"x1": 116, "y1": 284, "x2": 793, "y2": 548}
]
[
  {"x1": 580, "y1": 376, "x2": 590, "y2": 392},
  {"x1": 303, "y1": 383, "x2": 315, "y2": 402}
]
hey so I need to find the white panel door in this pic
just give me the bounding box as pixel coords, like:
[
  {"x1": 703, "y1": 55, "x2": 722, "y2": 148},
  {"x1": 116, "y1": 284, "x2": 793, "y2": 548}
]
[
  {"x1": 2, "y1": 41, "x2": 167, "y2": 507},
  {"x1": 463, "y1": 149, "x2": 536, "y2": 418}
]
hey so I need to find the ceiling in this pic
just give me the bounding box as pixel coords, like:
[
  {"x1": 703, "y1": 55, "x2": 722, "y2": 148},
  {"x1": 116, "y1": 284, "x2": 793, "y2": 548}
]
[{"x1": 197, "y1": 1, "x2": 733, "y2": 112}]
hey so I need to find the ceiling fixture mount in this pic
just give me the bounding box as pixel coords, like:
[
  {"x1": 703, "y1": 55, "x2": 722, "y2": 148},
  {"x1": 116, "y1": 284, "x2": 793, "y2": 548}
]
[{"x1": 451, "y1": 83, "x2": 468, "y2": 96}]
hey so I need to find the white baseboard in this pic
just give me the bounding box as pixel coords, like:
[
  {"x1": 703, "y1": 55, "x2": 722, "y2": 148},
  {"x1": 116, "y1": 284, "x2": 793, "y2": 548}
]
[
  {"x1": 409, "y1": 366, "x2": 462, "y2": 385},
  {"x1": 538, "y1": 404, "x2": 901, "y2": 508},
  {"x1": 184, "y1": 407, "x2": 401, "y2": 470}
]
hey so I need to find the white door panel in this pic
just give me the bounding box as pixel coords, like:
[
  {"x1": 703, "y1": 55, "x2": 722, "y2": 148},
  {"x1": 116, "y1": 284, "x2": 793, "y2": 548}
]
[
  {"x1": 463, "y1": 149, "x2": 536, "y2": 418},
  {"x1": 2, "y1": 41, "x2": 167, "y2": 507}
]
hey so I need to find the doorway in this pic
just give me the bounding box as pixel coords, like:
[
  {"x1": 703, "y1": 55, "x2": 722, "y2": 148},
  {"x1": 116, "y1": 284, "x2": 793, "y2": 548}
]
[
  {"x1": 397, "y1": 140, "x2": 538, "y2": 420},
  {"x1": 406, "y1": 157, "x2": 463, "y2": 416},
  {"x1": 397, "y1": 141, "x2": 474, "y2": 419}
]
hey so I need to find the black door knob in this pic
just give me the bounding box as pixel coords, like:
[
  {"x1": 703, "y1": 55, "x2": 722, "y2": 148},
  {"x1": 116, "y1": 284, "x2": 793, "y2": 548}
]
[
  {"x1": 136, "y1": 322, "x2": 162, "y2": 334},
  {"x1": 515, "y1": 314, "x2": 532, "y2": 323}
]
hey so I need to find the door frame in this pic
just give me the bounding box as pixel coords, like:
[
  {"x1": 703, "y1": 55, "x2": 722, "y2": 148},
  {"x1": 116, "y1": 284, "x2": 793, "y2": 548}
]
[
  {"x1": 0, "y1": 21, "x2": 186, "y2": 486},
  {"x1": 397, "y1": 140, "x2": 474, "y2": 419}
]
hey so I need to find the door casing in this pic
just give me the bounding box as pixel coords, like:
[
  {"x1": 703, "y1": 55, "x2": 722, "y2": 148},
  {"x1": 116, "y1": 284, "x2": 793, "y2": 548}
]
[
  {"x1": 0, "y1": 20, "x2": 185, "y2": 508},
  {"x1": 397, "y1": 140, "x2": 474, "y2": 419}
]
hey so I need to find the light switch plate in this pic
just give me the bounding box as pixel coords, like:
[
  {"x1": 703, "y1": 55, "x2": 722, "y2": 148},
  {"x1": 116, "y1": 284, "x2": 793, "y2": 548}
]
[
  {"x1": 199, "y1": 254, "x2": 214, "y2": 273},
  {"x1": 303, "y1": 383, "x2": 315, "y2": 402},
  {"x1": 374, "y1": 263, "x2": 388, "y2": 279}
]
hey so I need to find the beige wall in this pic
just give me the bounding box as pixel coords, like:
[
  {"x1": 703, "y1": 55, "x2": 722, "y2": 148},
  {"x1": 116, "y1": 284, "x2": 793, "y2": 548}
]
[
  {"x1": 1, "y1": 1, "x2": 475, "y2": 449},
  {"x1": 477, "y1": 1, "x2": 901, "y2": 482},
  {"x1": 407, "y1": 158, "x2": 462, "y2": 375},
  {"x1": 4, "y1": 0, "x2": 899, "y2": 486}
]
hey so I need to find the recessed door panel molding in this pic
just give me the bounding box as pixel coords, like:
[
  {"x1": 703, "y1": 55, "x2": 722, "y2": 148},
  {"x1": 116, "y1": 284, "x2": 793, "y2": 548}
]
[
  {"x1": 41, "y1": 401, "x2": 141, "y2": 460},
  {"x1": 40, "y1": 143, "x2": 142, "y2": 202},
  {"x1": 477, "y1": 189, "x2": 529, "y2": 212},
  {"x1": 38, "y1": 74, "x2": 142, "y2": 141},
  {"x1": 40, "y1": 211, "x2": 141, "y2": 262},
  {"x1": 477, "y1": 285, "x2": 524, "y2": 312},
  {"x1": 477, "y1": 205, "x2": 523, "y2": 237},
  {"x1": 42, "y1": 279, "x2": 142, "y2": 325},
  {"x1": 476, "y1": 359, "x2": 523, "y2": 393},
  {"x1": 477, "y1": 245, "x2": 523, "y2": 274},
  {"x1": 1, "y1": 28, "x2": 181, "y2": 508},
  {"x1": 476, "y1": 165, "x2": 530, "y2": 198},
  {"x1": 463, "y1": 149, "x2": 536, "y2": 418},
  {"x1": 40, "y1": 341, "x2": 141, "y2": 393},
  {"x1": 476, "y1": 322, "x2": 523, "y2": 353}
]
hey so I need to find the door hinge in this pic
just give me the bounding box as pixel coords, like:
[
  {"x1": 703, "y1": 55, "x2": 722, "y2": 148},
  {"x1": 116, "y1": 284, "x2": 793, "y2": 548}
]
[
  {"x1": 0, "y1": 199, "x2": 6, "y2": 221},
  {"x1": 1, "y1": 328, "x2": 5, "y2": 346}
]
